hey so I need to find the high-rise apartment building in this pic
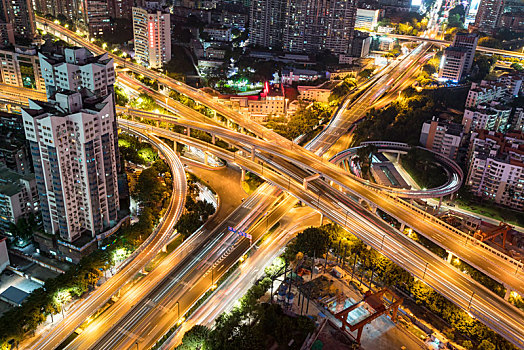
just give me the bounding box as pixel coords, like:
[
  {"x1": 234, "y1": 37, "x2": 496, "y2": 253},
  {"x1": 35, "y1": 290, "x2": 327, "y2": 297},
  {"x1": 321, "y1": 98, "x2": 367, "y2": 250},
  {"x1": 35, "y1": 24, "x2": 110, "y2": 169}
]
[
  {"x1": 79, "y1": 0, "x2": 112, "y2": 37},
  {"x1": 132, "y1": 6, "x2": 172, "y2": 68},
  {"x1": 249, "y1": 0, "x2": 284, "y2": 48},
  {"x1": 438, "y1": 33, "x2": 478, "y2": 82},
  {"x1": 250, "y1": 0, "x2": 357, "y2": 54},
  {"x1": 282, "y1": 0, "x2": 357, "y2": 55},
  {"x1": 474, "y1": 0, "x2": 505, "y2": 34},
  {"x1": 466, "y1": 130, "x2": 524, "y2": 210},
  {"x1": 0, "y1": 0, "x2": 35, "y2": 42},
  {"x1": 39, "y1": 47, "x2": 116, "y2": 99},
  {"x1": 33, "y1": 0, "x2": 77, "y2": 22},
  {"x1": 452, "y1": 32, "x2": 478, "y2": 74},
  {"x1": 22, "y1": 47, "x2": 119, "y2": 250},
  {"x1": 438, "y1": 47, "x2": 468, "y2": 82}
]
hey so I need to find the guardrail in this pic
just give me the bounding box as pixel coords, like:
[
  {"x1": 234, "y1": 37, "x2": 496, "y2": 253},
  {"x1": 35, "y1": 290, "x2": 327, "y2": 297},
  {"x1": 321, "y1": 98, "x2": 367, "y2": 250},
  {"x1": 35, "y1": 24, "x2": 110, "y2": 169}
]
[
  {"x1": 330, "y1": 141, "x2": 464, "y2": 198},
  {"x1": 389, "y1": 194, "x2": 524, "y2": 271}
]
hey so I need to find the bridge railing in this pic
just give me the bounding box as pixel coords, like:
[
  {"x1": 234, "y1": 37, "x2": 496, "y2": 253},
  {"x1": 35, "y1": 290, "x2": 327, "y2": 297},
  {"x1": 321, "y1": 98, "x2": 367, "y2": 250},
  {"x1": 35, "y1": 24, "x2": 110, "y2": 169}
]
[{"x1": 389, "y1": 194, "x2": 524, "y2": 270}]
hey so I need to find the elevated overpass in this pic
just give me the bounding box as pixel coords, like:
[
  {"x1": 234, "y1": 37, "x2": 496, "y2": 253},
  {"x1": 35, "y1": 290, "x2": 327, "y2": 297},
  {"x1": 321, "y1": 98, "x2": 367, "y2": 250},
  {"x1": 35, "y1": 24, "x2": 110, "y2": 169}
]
[
  {"x1": 383, "y1": 33, "x2": 524, "y2": 59},
  {"x1": 330, "y1": 141, "x2": 464, "y2": 199}
]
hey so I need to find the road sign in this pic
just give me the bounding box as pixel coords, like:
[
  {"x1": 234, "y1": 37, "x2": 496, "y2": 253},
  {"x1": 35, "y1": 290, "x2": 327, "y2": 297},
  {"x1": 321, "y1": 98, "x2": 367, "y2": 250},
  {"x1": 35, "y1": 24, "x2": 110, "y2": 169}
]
[{"x1": 228, "y1": 226, "x2": 252, "y2": 242}]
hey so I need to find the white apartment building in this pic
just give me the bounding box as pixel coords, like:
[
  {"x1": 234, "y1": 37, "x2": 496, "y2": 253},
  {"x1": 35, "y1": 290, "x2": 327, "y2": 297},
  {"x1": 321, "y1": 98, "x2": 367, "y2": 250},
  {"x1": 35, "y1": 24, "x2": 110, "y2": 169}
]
[
  {"x1": 466, "y1": 130, "x2": 524, "y2": 210},
  {"x1": 419, "y1": 118, "x2": 464, "y2": 160},
  {"x1": 462, "y1": 102, "x2": 512, "y2": 133},
  {"x1": 355, "y1": 9, "x2": 380, "y2": 30},
  {"x1": 0, "y1": 168, "x2": 38, "y2": 236},
  {"x1": 465, "y1": 80, "x2": 507, "y2": 108},
  {"x1": 39, "y1": 47, "x2": 116, "y2": 99},
  {"x1": 499, "y1": 72, "x2": 523, "y2": 97},
  {"x1": 132, "y1": 6, "x2": 171, "y2": 69},
  {"x1": 22, "y1": 92, "x2": 120, "y2": 243},
  {"x1": 0, "y1": 47, "x2": 45, "y2": 91}
]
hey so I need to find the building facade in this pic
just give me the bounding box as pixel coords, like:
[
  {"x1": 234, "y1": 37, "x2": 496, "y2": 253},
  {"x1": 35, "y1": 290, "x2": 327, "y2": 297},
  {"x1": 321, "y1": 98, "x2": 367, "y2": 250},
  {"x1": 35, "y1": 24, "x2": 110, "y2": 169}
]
[
  {"x1": 0, "y1": 47, "x2": 46, "y2": 91},
  {"x1": 0, "y1": 168, "x2": 38, "y2": 236},
  {"x1": 0, "y1": 0, "x2": 35, "y2": 42},
  {"x1": 355, "y1": 8, "x2": 380, "y2": 30},
  {"x1": 249, "y1": 0, "x2": 284, "y2": 48},
  {"x1": 474, "y1": 0, "x2": 505, "y2": 34},
  {"x1": 132, "y1": 6, "x2": 172, "y2": 68},
  {"x1": 250, "y1": 0, "x2": 357, "y2": 54},
  {"x1": 282, "y1": 0, "x2": 357, "y2": 55},
  {"x1": 438, "y1": 47, "x2": 468, "y2": 82},
  {"x1": 22, "y1": 46, "x2": 120, "y2": 248},
  {"x1": 419, "y1": 118, "x2": 464, "y2": 160},
  {"x1": 466, "y1": 130, "x2": 524, "y2": 210},
  {"x1": 39, "y1": 47, "x2": 115, "y2": 99}
]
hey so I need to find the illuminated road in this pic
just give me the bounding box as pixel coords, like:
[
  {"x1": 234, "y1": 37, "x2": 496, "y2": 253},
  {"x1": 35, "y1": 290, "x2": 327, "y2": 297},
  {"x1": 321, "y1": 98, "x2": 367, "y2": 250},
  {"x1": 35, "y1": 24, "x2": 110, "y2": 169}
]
[
  {"x1": 310, "y1": 42, "x2": 431, "y2": 157},
  {"x1": 123, "y1": 120, "x2": 524, "y2": 347},
  {"x1": 26, "y1": 133, "x2": 187, "y2": 350},
  {"x1": 163, "y1": 207, "x2": 320, "y2": 349}
]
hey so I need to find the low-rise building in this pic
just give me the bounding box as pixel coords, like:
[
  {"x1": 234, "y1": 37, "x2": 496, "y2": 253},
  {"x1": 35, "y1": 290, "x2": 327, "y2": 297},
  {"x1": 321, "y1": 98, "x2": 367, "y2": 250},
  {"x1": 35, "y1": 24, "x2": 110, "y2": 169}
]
[
  {"x1": 298, "y1": 81, "x2": 339, "y2": 103},
  {"x1": 202, "y1": 26, "x2": 232, "y2": 42},
  {"x1": 281, "y1": 68, "x2": 326, "y2": 85},
  {"x1": 499, "y1": 72, "x2": 523, "y2": 97},
  {"x1": 419, "y1": 118, "x2": 464, "y2": 160},
  {"x1": 466, "y1": 130, "x2": 524, "y2": 210},
  {"x1": 0, "y1": 168, "x2": 38, "y2": 236},
  {"x1": 355, "y1": 8, "x2": 380, "y2": 30}
]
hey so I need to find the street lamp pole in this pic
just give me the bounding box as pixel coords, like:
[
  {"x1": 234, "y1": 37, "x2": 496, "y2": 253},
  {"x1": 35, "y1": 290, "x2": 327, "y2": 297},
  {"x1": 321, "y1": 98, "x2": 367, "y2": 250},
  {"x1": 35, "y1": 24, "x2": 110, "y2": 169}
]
[
  {"x1": 468, "y1": 291, "x2": 475, "y2": 310},
  {"x1": 422, "y1": 262, "x2": 429, "y2": 280}
]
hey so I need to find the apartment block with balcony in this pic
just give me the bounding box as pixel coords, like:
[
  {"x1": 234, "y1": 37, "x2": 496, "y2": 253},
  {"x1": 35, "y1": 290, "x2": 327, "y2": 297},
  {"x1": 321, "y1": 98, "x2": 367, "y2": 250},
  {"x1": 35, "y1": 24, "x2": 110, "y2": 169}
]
[
  {"x1": 419, "y1": 118, "x2": 464, "y2": 160},
  {"x1": 466, "y1": 130, "x2": 524, "y2": 210},
  {"x1": 0, "y1": 167, "x2": 38, "y2": 236},
  {"x1": 463, "y1": 102, "x2": 512, "y2": 133}
]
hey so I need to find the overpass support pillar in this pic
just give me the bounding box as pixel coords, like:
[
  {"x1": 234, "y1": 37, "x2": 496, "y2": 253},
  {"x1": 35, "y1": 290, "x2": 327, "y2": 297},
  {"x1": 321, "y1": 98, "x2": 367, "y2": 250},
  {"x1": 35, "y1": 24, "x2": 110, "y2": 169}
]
[
  {"x1": 400, "y1": 223, "x2": 405, "y2": 232},
  {"x1": 212, "y1": 134, "x2": 216, "y2": 144},
  {"x1": 396, "y1": 152, "x2": 400, "y2": 163},
  {"x1": 186, "y1": 127, "x2": 191, "y2": 137},
  {"x1": 204, "y1": 153, "x2": 209, "y2": 166},
  {"x1": 251, "y1": 146, "x2": 255, "y2": 161},
  {"x1": 504, "y1": 287, "x2": 512, "y2": 301},
  {"x1": 371, "y1": 205, "x2": 377, "y2": 214},
  {"x1": 162, "y1": 244, "x2": 167, "y2": 253},
  {"x1": 437, "y1": 197, "x2": 443, "y2": 213},
  {"x1": 446, "y1": 251, "x2": 453, "y2": 263},
  {"x1": 241, "y1": 168, "x2": 246, "y2": 182},
  {"x1": 320, "y1": 213, "x2": 324, "y2": 225}
]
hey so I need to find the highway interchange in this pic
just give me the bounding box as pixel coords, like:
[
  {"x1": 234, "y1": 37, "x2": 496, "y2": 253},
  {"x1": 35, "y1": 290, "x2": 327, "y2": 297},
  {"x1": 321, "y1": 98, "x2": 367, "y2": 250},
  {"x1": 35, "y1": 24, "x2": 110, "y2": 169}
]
[{"x1": 3, "y1": 16, "x2": 523, "y2": 348}]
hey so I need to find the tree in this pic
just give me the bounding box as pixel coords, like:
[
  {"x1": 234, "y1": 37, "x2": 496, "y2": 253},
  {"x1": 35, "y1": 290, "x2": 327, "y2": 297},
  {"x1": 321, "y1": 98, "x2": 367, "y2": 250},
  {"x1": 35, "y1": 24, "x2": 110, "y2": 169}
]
[
  {"x1": 358, "y1": 68, "x2": 374, "y2": 80},
  {"x1": 178, "y1": 325, "x2": 210, "y2": 350},
  {"x1": 478, "y1": 340, "x2": 496, "y2": 350},
  {"x1": 478, "y1": 36, "x2": 502, "y2": 49}
]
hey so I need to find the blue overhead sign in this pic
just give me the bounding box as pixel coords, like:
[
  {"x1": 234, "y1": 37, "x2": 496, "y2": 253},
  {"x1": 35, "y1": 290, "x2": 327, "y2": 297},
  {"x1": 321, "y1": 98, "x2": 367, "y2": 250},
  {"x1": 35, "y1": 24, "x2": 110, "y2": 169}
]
[{"x1": 228, "y1": 226, "x2": 253, "y2": 241}]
